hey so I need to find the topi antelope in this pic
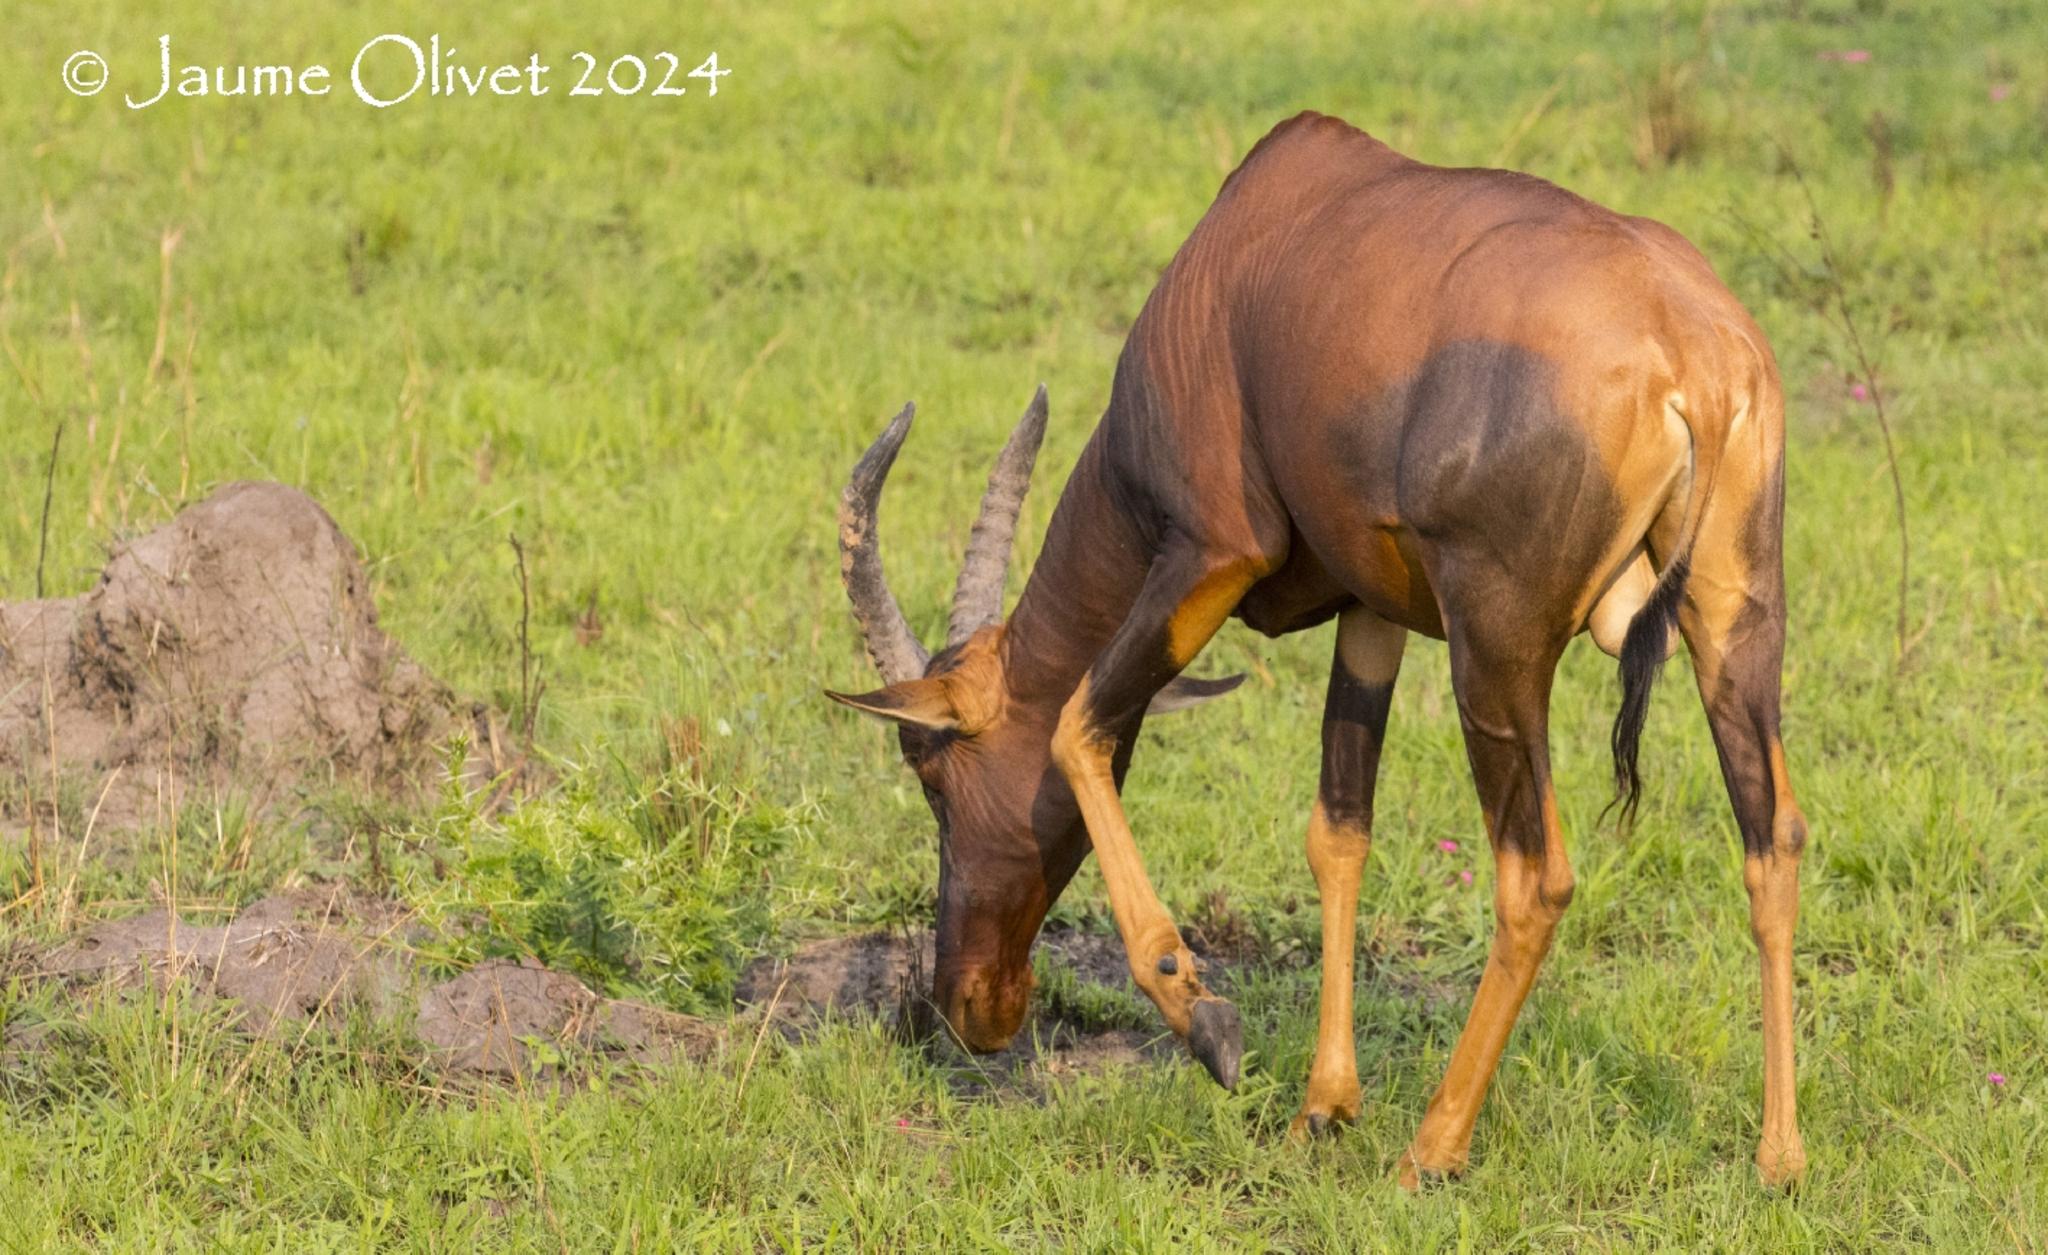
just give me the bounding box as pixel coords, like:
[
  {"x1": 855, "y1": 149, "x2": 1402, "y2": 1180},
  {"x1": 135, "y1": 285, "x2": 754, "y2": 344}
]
[{"x1": 828, "y1": 112, "x2": 1807, "y2": 1188}]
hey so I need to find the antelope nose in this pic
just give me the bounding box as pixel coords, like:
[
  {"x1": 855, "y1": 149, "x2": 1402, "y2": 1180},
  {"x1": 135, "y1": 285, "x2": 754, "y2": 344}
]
[{"x1": 938, "y1": 966, "x2": 1032, "y2": 1053}]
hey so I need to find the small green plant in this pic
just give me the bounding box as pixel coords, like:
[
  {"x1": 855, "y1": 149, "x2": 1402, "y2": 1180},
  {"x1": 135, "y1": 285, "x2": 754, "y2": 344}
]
[{"x1": 399, "y1": 746, "x2": 815, "y2": 1013}]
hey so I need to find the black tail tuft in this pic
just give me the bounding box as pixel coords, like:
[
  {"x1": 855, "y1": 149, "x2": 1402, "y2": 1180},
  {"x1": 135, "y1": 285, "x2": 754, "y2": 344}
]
[{"x1": 1609, "y1": 554, "x2": 1690, "y2": 827}]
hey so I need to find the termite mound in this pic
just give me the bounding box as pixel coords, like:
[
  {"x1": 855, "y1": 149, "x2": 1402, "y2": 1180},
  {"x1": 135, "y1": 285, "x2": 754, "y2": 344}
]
[{"x1": 0, "y1": 481, "x2": 498, "y2": 832}]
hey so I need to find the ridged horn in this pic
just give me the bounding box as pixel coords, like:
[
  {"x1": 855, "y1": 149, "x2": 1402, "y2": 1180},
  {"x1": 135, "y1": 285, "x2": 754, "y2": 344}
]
[
  {"x1": 946, "y1": 384, "x2": 1049, "y2": 646},
  {"x1": 838, "y1": 403, "x2": 930, "y2": 683}
]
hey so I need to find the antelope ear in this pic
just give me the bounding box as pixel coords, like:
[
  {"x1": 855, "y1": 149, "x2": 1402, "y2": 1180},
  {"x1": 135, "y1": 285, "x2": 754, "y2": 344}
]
[
  {"x1": 825, "y1": 678, "x2": 959, "y2": 731},
  {"x1": 1147, "y1": 672, "x2": 1248, "y2": 715}
]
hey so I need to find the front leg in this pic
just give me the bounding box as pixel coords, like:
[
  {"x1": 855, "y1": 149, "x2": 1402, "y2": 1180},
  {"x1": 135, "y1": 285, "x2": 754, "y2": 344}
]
[
  {"x1": 1049, "y1": 545, "x2": 1268, "y2": 1088},
  {"x1": 1292, "y1": 608, "x2": 1404, "y2": 1138}
]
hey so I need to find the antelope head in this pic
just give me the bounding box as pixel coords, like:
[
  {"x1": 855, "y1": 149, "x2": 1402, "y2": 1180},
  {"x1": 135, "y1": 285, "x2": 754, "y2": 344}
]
[{"x1": 827, "y1": 388, "x2": 1239, "y2": 1052}]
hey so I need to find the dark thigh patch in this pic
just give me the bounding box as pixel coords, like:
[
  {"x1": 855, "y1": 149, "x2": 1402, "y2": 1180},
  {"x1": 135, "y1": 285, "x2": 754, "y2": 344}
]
[{"x1": 1375, "y1": 340, "x2": 1624, "y2": 615}]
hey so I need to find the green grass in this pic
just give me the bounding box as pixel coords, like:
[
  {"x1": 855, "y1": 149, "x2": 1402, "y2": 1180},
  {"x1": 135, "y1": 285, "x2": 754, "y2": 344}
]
[{"x1": 4, "y1": 0, "x2": 2046, "y2": 1247}]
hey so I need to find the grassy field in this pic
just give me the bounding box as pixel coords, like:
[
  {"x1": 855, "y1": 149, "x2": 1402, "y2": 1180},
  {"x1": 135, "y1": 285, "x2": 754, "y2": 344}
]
[{"x1": 3, "y1": 0, "x2": 2045, "y2": 1247}]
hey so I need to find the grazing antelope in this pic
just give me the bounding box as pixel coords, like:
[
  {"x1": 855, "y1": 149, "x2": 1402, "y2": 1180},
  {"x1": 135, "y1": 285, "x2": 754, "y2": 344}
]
[{"x1": 829, "y1": 112, "x2": 1807, "y2": 1187}]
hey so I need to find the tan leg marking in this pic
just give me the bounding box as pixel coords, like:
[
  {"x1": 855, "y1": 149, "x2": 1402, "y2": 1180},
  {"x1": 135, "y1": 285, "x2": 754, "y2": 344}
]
[
  {"x1": 1335, "y1": 605, "x2": 1407, "y2": 685},
  {"x1": 1051, "y1": 565, "x2": 1259, "y2": 1035},
  {"x1": 1165, "y1": 558, "x2": 1263, "y2": 667},
  {"x1": 1399, "y1": 792, "x2": 1573, "y2": 1187},
  {"x1": 1290, "y1": 802, "x2": 1369, "y2": 1138},
  {"x1": 1053, "y1": 675, "x2": 1211, "y2": 1031},
  {"x1": 1751, "y1": 737, "x2": 1807, "y2": 1187}
]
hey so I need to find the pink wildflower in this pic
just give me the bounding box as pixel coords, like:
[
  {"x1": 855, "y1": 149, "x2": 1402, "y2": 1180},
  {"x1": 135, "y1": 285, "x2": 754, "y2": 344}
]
[
  {"x1": 1990, "y1": 84, "x2": 2013, "y2": 103},
  {"x1": 1460, "y1": 870, "x2": 1475, "y2": 886},
  {"x1": 1819, "y1": 50, "x2": 1872, "y2": 63},
  {"x1": 1850, "y1": 382, "x2": 1869, "y2": 402},
  {"x1": 1439, "y1": 839, "x2": 1460, "y2": 853},
  {"x1": 896, "y1": 1118, "x2": 911, "y2": 1128},
  {"x1": 1988, "y1": 1072, "x2": 2007, "y2": 1087}
]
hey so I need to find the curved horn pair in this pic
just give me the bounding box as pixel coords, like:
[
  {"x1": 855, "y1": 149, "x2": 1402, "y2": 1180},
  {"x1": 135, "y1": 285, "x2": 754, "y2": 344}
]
[{"x1": 837, "y1": 386, "x2": 1049, "y2": 683}]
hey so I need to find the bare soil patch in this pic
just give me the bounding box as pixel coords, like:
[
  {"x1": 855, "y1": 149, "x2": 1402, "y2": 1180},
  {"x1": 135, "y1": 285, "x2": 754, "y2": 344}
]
[{"x1": 736, "y1": 927, "x2": 1227, "y2": 1089}]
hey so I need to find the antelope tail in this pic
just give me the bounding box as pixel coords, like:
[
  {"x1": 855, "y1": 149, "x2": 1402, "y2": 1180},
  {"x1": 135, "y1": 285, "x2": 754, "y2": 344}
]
[{"x1": 1609, "y1": 394, "x2": 1726, "y2": 824}]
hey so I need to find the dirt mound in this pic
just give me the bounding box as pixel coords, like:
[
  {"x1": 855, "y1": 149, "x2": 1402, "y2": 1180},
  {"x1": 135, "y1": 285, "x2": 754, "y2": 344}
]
[
  {"x1": 0, "y1": 482, "x2": 494, "y2": 827},
  {"x1": 736, "y1": 928, "x2": 1226, "y2": 1087},
  {"x1": 736, "y1": 931, "x2": 934, "y2": 1014},
  {"x1": 24, "y1": 891, "x2": 719, "y2": 1078},
  {"x1": 417, "y1": 960, "x2": 720, "y2": 1077},
  {"x1": 38, "y1": 892, "x2": 409, "y2": 1035}
]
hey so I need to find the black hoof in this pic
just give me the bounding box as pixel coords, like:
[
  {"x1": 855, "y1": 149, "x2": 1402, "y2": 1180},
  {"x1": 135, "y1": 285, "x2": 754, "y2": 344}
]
[
  {"x1": 1187, "y1": 997, "x2": 1242, "y2": 1091},
  {"x1": 1305, "y1": 1113, "x2": 1329, "y2": 1137}
]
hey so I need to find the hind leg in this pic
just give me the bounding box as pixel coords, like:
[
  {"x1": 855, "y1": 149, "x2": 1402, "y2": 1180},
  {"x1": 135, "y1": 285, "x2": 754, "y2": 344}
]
[
  {"x1": 1679, "y1": 491, "x2": 1809, "y2": 1186},
  {"x1": 1398, "y1": 620, "x2": 1573, "y2": 1185}
]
